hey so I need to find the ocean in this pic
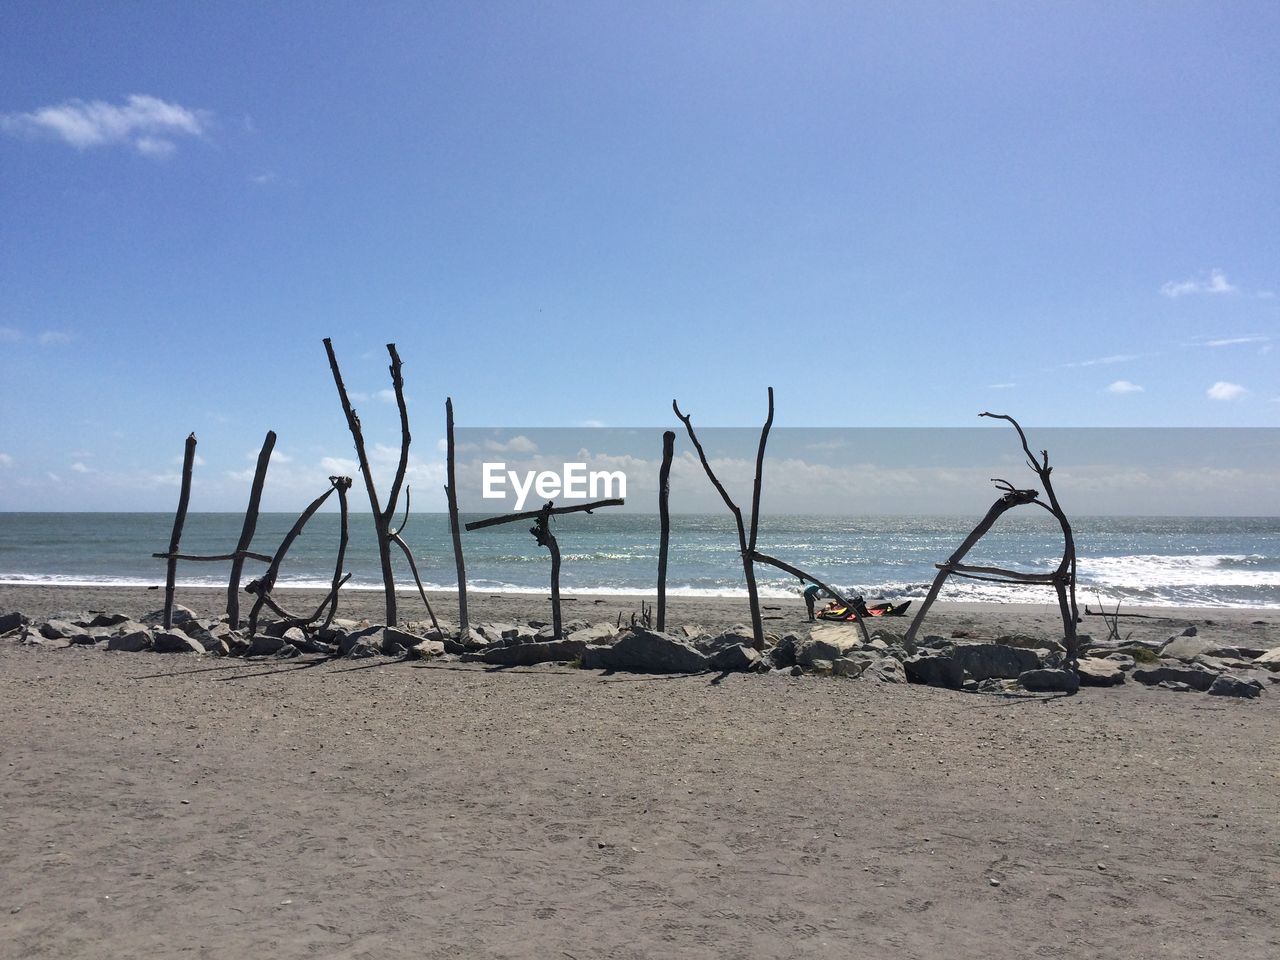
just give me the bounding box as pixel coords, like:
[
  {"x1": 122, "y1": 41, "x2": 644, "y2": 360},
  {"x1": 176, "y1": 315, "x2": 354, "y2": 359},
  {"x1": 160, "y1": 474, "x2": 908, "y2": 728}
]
[{"x1": 1, "y1": 512, "x2": 1277, "y2": 609}]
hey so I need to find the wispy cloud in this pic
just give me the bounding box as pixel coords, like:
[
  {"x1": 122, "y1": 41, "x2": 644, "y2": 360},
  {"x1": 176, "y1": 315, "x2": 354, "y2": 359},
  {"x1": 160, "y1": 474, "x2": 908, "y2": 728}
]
[
  {"x1": 1, "y1": 94, "x2": 210, "y2": 157},
  {"x1": 987, "y1": 382, "x2": 1016, "y2": 389},
  {"x1": 1207, "y1": 381, "x2": 1247, "y2": 401},
  {"x1": 249, "y1": 171, "x2": 277, "y2": 185},
  {"x1": 1203, "y1": 335, "x2": 1269, "y2": 347},
  {"x1": 1065, "y1": 353, "x2": 1142, "y2": 368},
  {"x1": 1161, "y1": 269, "x2": 1238, "y2": 298},
  {"x1": 1106, "y1": 380, "x2": 1144, "y2": 394},
  {"x1": 70, "y1": 461, "x2": 93, "y2": 474},
  {"x1": 37, "y1": 330, "x2": 72, "y2": 345},
  {"x1": 0, "y1": 453, "x2": 13, "y2": 467},
  {"x1": 484, "y1": 436, "x2": 538, "y2": 454}
]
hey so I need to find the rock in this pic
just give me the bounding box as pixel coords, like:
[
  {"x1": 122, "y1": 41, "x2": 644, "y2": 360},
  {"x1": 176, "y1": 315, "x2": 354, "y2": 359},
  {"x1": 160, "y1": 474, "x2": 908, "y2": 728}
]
[
  {"x1": 796, "y1": 623, "x2": 863, "y2": 666},
  {"x1": 832, "y1": 657, "x2": 868, "y2": 678},
  {"x1": 585, "y1": 627, "x2": 710, "y2": 674},
  {"x1": 1178, "y1": 625, "x2": 1198, "y2": 637},
  {"x1": 409, "y1": 640, "x2": 446, "y2": 659},
  {"x1": 952, "y1": 642, "x2": 1042, "y2": 681},
  {"x1": 863, "y1": 657, "x2": 906, "y2": 683},
  {"x1": 67, "y1": 631, "x2": 101, "y2": 645},
  {"x1": 338, "y1": 625, "x2": 385, "y2": 658},
  {"x1": 1076, "y1": 658, "x2": 1126, "y2": 687},
  {"x1": 247, "y1": 634, "x2": 294, "y2": 657},
  {"x1": 140, "y1": 605, "x2": 197, "y2": 626},
  {"x1": 87, "y1": 612, "x2": 129, "y2": 628},
  {"x1": 178, "y1": 619, "x2": 221, "y2": 647},
  {"x1": 457, "y1": 627, "x2": 489, "y2": 651},
  {"x1": 1018, "y1": 668, "x2": 1080, "y2": 694},
  {"x1": 1251, "y1": 648, "x2": 1280, "y2": 671},
  {"x1": 384, "y1": 626, "x2": 428, "y2": 654},
  {"x1": 0, "y1": 611, "x2": 29, "y2": 635},
  {"x1": 997, "y1": 633, "x2": 1065, "y2": 653},
  {"x1": 695, "y1": 629, "x2": 755, "y2": 656},
  {"x1": 476, "y1": 622, "x2": 519, "y2": 644},
  {"x1": 1160, "y1": 636, "x2": 1241, "y2": 661},
  {"x1": 807, "y1": 659, "x2": 834, "y2": 674},
  {"x1": 566, "y1": 623, "x2": 618, "y2": 645},
  {"x1": 1207, "y1": 674, "x2": 1264, "y2": 699},
  {"x1": 709, "y1": 643, "x2": 761, "y2": 672},
  {"x1": 904, "y1": 653, "x2": 964, "y2": 690},
  {"x1": 107, "y1": 631, "x2": 152, "y2": 652},
  {"x1": 153, "y1": 632, "x2": 205, "y2": 654},
  {"x1": 473, "y1": 639, "x2": 586, "y2": 666},
  {"x1": 39, "y1": 619, "x2": 79, "y2": 640},
  {"x1": 768, "y1": 633, "x2": 800, "y2": 669},
  {"x1": 1131, "y1": 660, "x2": 1218, "y2": 692}
]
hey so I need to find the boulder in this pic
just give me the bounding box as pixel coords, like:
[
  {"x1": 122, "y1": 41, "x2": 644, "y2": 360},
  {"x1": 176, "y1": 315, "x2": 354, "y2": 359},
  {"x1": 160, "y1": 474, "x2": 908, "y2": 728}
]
[
  {"x1": 1076, "y1": 658, "x2": 1126, "y2": 687},
  {"x1": 566, "y1": 623, "x2": 618, "y2": 646},
  {"x1": 472, "y1": 639, "x2": 586, "y2": 667},
  {"x1": 695, "y1": 629, "x2": 755, "y2": 656},
  {"x1": 585, "y1": 628, "x2": 709, "y2": 674},
  {"x1": 384, "y1": 626, "x2": 429, "y2": 655},
  {"x1": 140, "y1": 605, "x2": 197, "y2": 626},
  {"x1": 247, "y1": 634, "x2": 295, "y2": 657},
  {"x1": 832, "y1": 657, "x2": 869, "y2": 678},
  {"x1": 107, "y1": 631, "x2": 151, "y2": 652},
  {"x1": 1160, "y1": 636, "x2": 1241, "y2": 661},
  {"x1": 409, "y1": 640, "x2": 446, "y2": 660},
  {"x1": 997, "y1": 633, "x2": 1065, "y2": 653},
  {"x1": 338, "y1": 625, "x2": 385, "y2": 658},
  {"x1": 904, "y1": 653, "x2": 964, "y2": 690},
  {"x1": 952, "y1": 642, "x2": 1042, "y2": 681},
  {"x1": 1252, "y1": 648, "x2": 1280, "y2": 671},
  {"x1": 1131, "y1": 660, "x2": 1218, "y2": 692},
  {"x1": 768, "y1": 633, "x2": 800, "y2": 669},
  {"x1": 39, "y1": 619, "x2": 79, "y2": 640},
  {"x1": 863, "y1": 657, "x2": 906, "y2": 683},
  {"x1": 709, "y1": 643, "x2": 761, "y2": 673},
  {"x1": 0, "y1": 611, "x2": 29, "y2": 635},
  {"x1": 178, "y1": 619, "x2": 221, "y2": 648},
  {"x1": 1018, "y1": 668, "x2": 1080, "y2": 694},
  {"x1": 796, "y1": 624, "x2": 863, "y2": 666},
  {"x1": 87, "y1": 612, "x2": 129, "y2": 628},
  {"x1": 153, "y1": 632, "x2": 205, "y2": 654},
  {"x1": 1207, "y1": 674, "x2": 1264, "y2": 699}
]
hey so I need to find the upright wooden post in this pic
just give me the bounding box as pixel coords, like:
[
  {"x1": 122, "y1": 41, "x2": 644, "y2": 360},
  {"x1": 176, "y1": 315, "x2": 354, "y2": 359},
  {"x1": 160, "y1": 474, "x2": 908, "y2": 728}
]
[
  {"x1": 163, "y1": 433, "x2": 197, "y2": 630},
  {"x1": 656, "y1": 430, "x2": 675, "y2": 632},
  {"x1": 530, "y1": 502, "x2": 562, "y2": 639},
  {"x1": 227, "y1": 430, "x2": 275, "y2": 628},
  {"x1": 445, "y1": 397, "x2": 469, "y2": 634}
]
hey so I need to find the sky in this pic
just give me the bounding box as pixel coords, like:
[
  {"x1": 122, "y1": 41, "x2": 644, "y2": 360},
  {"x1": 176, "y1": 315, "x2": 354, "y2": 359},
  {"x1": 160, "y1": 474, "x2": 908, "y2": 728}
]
[{"x1": 0, "y1": 1, "x2": 1277, "y2": 512}]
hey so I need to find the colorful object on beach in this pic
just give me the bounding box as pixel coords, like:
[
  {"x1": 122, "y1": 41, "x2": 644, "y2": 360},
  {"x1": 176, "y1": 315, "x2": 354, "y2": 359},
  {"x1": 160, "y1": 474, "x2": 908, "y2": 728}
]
[{"x1": 817, "y1": 599, "x2": 913, "y2": 622}]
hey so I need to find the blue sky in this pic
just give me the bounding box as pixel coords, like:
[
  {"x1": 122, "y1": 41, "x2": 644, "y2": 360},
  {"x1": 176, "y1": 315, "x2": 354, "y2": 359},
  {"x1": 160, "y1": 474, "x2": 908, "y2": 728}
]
[{"x1": 1, "y1": 1, "x2": 1276, "y2": 511}]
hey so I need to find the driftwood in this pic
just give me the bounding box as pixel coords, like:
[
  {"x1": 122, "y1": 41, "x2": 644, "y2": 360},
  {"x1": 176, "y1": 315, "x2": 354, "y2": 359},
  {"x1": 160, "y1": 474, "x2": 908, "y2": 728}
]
[
  {"x1": 445, "y1": 397, "x2": 469, "y2": 634},
  {"x1": 227, "y1": 430, "x2": 275, "y2": 628},
  {"x1": 750, "y1": 551, "x2": 870, "y2": 643},
  {"x1": 655, "y1": 430, "x2": 675, "y2": 632},
  {"x1": 324, "y1": 338, "x2": 418, "y2": 628},
  {"x1": 673, "y1": 389, "x2": 773, "y2": 650},
  {"x1": 246, "y1": 476, "x2": 353, "y2": 636},
  {"x1": 902, "y1": 414, "x2": 1080, "y2": 666},
  {"x1": 162, "y1": 433, "x2": 197, "y2": 630},
  {"x1": 467, "y1": 497, "x2": 624, "y2": 638},
  {"x1": 386, "y1": 488, "x2": 439, "y2": 629}
]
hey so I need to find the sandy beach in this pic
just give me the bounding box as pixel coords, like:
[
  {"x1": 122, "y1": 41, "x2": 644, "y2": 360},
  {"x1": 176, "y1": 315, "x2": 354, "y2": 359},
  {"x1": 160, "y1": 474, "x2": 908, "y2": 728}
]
[{"x1": 2, "y1": 584, "x2": 1277, "y2": 959}]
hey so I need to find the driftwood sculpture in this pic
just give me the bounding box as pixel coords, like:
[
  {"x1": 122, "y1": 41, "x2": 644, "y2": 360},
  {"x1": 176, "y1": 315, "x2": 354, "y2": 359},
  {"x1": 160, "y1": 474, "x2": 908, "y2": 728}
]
[
  {"x1": 153, "y1": 431, "x2": 275, "y2": 630},
  {"x1": 246, "y1": 475, "x2": 354, "y2": 636},
  {"x1": 323, "y1": 337, "x2": 436, "y2": 630},
  {"x1": 445, "y1": 397, "x2": 469, "y2": 635},
  {"x1": 673, "y1": 390, "x2": 773, "y2": 650},
  {"x1": 655, "y1": 430, "x2": 675, "y2": 632},
  {"x1": 466, "y1": 497, "x2": 624, "y2": 638},
  {"x1": 903, "y1": 412, "x2": 1080, "y2": 663}
]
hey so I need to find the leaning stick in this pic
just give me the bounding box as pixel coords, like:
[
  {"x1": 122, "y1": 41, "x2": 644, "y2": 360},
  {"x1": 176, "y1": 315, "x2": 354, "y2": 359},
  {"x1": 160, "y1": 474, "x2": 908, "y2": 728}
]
[
  {"x1": 227, "y1": 430, "x2": 276, "y2": 628},
  {"x1": 465, "y1": 498, "x2": 624, "y2": 531},
  {"x1": 656, "y1": 430, "x2": 675, "y2": 632},
  {"x1": 445, "y1": 398, "x2": 469, "y2": 633},
  {"x1": 163, "y1": 433, "x2": 197, "y2": 630}
]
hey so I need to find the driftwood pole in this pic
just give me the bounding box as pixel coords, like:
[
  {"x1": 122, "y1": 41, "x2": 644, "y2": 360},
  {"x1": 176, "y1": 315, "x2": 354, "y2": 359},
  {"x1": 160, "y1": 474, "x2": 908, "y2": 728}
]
[
  {"x1": 324, "y1": 338, "x2": 413, "y2": 628},
  {"x1": 445, "y1": 397, "x2": 469, "y2": 634},
  {"x1": 656, "y1": 430, "x2": 675, "y2": 632},
  {"x1": 226, "y1": 430, "x2": 276, "y2": 628},
  {"x1": 673, "y1": 388, "x2": 773, "y2": 650},
  {"x1": 163, "y1": 432, "x2": 197, "y2": 630},
  {"x1": 530, "y1": 502, "x2": 563, "y2": 639}
]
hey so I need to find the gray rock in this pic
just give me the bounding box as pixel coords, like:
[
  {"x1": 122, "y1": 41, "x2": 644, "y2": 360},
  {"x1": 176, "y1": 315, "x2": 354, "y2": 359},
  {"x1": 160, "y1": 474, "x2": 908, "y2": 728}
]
[
  {"x1": 997, "y1": 633, "x2": 1065, "y2": 653},
  {"x1": 695, "y1": 629, "x2": 755, "y2": 656},
  {"x1": 952, "y1": 642, "x2": 1042, "y2": 681},
  {"x1": 797, "y1": 623, "x2": 863, "y2": 666},
  {"x1": 832, "y1": 657, "x2": 869, "y2": 678},
  {"x1": 1018, "y1": 668, "x2": 1080, "y2": 694},
  {"x1": 1161, "y1": 636, "x2": 1240, "y2": 661},
  {"x1": 141, "y1": 604, "x2": 197, "y2": 626},
  {"x1": 107, "y1": 631, "x2": 152, "y2": 652},
  {"x1": 904, "y1": 653, "x2": 965, "y2": 690},
  {"x1": 472, "y1": 639, "x2": 586, "y2": 666},
  {"x1": 1250, "y1": 648, "x2": 1280, "y2": 671},
  {"x1": 39, "y1": 619, "x2": 79, "y2": 640},
  {"x1": 384, "y1": 626, "x2": 428, "y2": 654},
  {"x1": 0, "y1": 611, "x2": 29, "y2": 635},
  {"x1": 178, "y1": 619, "x2": 221, "y2": 647},
  {"x1": 1207, "y1": 674, "x2": 1264, "y2": 699},
  {"x1": 247, "y1": 634, "x2": 294, "y2": 657},
  {"x1": 585, "y1": 627, "x2": 709, "y2": 673},
  {"x1": 807, "y1": 658, "x2": 834, "y2": 673},
  {"x1": 338, "y1": 625, "x2": 385, "y2": 657},
  {"x1": 1131, "y1": 660, "x2": 1218, "y2": 692},
  {"x1": 709, "y1": 643, "x2": 761, "y2": 672},
  {"x1": 566, "y1": 623, "x2": 618, "y2": 646},
  {"x1": 1076, "y1": 658, "x2": 1126, "y2": 687},
  {"x1": 409, "y1": 639, "x2": 446, "y2": 659},
  {"x1": 87, "y1": 612, "x2": 129, "y2": 628},
  {"x1": 153, "y1": 632, "x2": 205, "y2": 654},
  {"x1": 863, "y1": 657, "x2": 906, "y2": 683},
  {"x1": 768, "y1": 633, "x2": 800, "y2": 669}
]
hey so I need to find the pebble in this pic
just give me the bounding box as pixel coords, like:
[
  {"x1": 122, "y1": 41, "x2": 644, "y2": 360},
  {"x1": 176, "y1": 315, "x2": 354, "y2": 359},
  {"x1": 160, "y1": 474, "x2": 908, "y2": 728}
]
[{"x1": 989, "y1": 878, "x2": 1001, "y2": 887}]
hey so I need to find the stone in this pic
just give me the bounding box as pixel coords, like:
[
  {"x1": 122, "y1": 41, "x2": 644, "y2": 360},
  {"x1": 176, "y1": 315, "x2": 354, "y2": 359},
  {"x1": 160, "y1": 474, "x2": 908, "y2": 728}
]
[
  {"x1": 338, "y1": 625, "x2": 385, "y2": 657},
  {"x1": 140, "y1": 605, "x2": 197, "y2": 626},
  {"x1": 695, "y1": 629, "x2": 755, "y2": 656},
  {"x1": 1131, "y1": 660, "x2": 1218, "y2": 692},
  {"x1": 1160, "y1": 636, "x2": 1241, "y2": 661},
  {"x1": 107, "y1": 631, "x2": 151, "y2": 652},
  {"x1": 384, "y1": 626, "x2": 428, "y2": 654},
  {"x1": 863, "y1": 657, "x2": 906, "y2": 683},
  {"x1": 768, "y1": 633, "x2": 800, "y2": 669},
  {"x1": 709, "y1": 643, "x2": 761, "y2": 672},
  {"x1": 796, "y1": 623, "x2": 863, "y2": 666},
  {"x1": 807, "y1": 659, "x2": 834, "y2": 673},
  {"x1": 458, "y1": 627, "x2": 489, "y2": 650},
  {"x1": 179, "y1": 619, "x2": 221, "y2": 648},
  {"x1": 0, "y1": 611, "x2": 29, "y2": 635},
  {"x1": 997, "y1": 633, "x2": 1065, "y2": 653},
  {"x1": 585, "y1": 627, "x2": 710, "y2": 674},
  {"x1": 566, "y1": 623, "x2": 618, "y2": 646},
  {"x1": 1018, "y1": 668, "x2": 1080, "y2": 694},
  {"x1": 1207, "y1": 674, "x2": 1264, "y2": 699},
  {"x1": 153, "y1": 632, "x2": 205, "y2": 654},
  {"x1": 247, "y1": 634, "x2": 294, "y2": 657},
  {"x1": 952, "y1": 643, "x2": 1042, "y2": 681},
  {"x1": 1076, "y1": 658, "x2": 1126, "y2": 687},
  {"x1": 1251, "y1": 648, "x2": 1280, "y2": 671},
  {"x1": 904, "y1": 653, "x2": 964, "y2": 690},
  {"x1": 832, "y1": 657, "x2": 868, "y2": 678},
  {"x1": 39, "y1": 619, "x2": 79, "y2": 640},
  {"x1": 474, "y1": 639, "x2": 586, "y2": 667},
  {"x1": 87, "y1": 612, "x2": 129, "y2": 628},
  {"x1": 409, "y1": 640, "x2": 446, "y2": 659}
]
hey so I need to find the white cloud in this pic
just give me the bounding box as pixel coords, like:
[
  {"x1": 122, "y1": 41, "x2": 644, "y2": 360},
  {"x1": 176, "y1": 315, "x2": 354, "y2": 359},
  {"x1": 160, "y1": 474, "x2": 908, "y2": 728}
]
[
  {"x1": 484, "y1": 435, "x2": 538, "y2": 453},
  {"x1": 1, "y1": 94, "x2": 209, "y2": 157},
  {"x1": 37, "y1": 330, "x2": 72, "y2": 345},
  {"x1": 250, "y1": 171, "x2": 277, "y2": 185},
  {"x1": 1065, "y1": 354, "x2": 1142, "y2": 368},
  {"x1": 70, "y1": 461, "x2": 93, "y2": 474},
  {"x1": 1106, "y1": 380, "x2": 1144, "y2": 394},
  {"x1": 0, "y1": 453, "x2": 13, "y2": 467},
  {"x1": 1161, "y1": 269, "x2": 1238, "y2": 298},
  {"x1": 1207, "y1": 381, "x2": 1247, "y2": 401},
  {"x1": 1204, "y1": 335, "x2": 1269, "y2": 347},
  {"x1": 375, "y1": 389, "x2": 396, "y2": 403},
  {"x1": 987, "y1": 382, "x2": 1016, "y2": 389}
]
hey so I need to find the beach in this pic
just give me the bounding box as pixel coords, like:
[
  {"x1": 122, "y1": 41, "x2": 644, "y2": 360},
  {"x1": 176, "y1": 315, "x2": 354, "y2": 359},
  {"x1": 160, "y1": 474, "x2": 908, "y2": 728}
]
[{"x1": 2, "y1": 584, "x2": 1278, "y2": 959}]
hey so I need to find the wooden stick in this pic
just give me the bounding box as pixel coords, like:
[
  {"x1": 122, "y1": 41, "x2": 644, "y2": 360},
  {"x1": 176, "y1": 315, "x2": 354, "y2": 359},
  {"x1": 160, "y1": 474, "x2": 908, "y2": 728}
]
[
  {"x1": 247, "y1": 479, "x2": 340, "y2": 636},
  {"x1": 445, "y1": 397, "x2": 469, "y2": 634},
  {"x1": 153, "y1": 551, "x2": 274, "y2": 564},
  {"x1": 750, "y1": 550, "x2": 870, "y2": 643},
  {"x1": 530, "y1": 503, "x2": 563, "y2": 639},
  {"x1": 318, "y1": 476, "x2": 352, "y2": 630},
  {"x1": 227, "y1": 430, "x2": 275, "y2": 628},
  {"x1": 656, "y1": 430, "x2": 675, "y2": 632},
  {"x1": 163, "y1": 433, "x2": 197, "y2": 631},
  {"x1": 465, "y1": 498, "x2": 624, "y2": 531}
]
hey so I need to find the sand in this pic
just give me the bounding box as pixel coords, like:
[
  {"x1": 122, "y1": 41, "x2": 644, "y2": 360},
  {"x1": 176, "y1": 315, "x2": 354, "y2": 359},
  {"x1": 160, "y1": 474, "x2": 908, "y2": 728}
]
[{"x1": 2, "y1": 585, "x2": 1278, "y2": 959}]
